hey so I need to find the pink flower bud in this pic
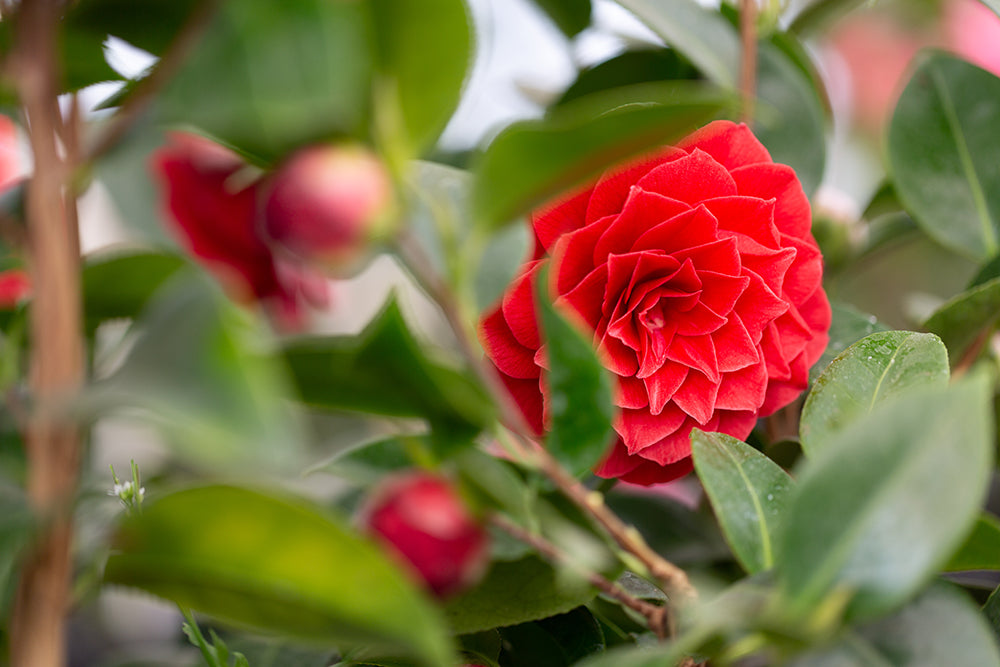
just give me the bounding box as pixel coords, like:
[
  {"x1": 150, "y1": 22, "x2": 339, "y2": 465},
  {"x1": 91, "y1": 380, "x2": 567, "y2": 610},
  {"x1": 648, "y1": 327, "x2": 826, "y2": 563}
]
[
  {"x1": 262, "y1": 144, "x2": 394, "y2": 274},
  {"x1": 361, "y1": 472, "x2": 489, "y2": 599},
  {"x1": 0, "y1": 269, "x2": 30, "y2": 309}
]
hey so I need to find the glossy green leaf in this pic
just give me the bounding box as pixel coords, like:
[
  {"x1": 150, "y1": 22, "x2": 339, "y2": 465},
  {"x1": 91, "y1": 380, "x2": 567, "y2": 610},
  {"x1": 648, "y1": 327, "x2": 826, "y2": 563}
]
[
  {"x1": 472, "y1": 82, "x2": 731, "y2": 228},
  {"x1": 309, "y1": 437, "x2": 415, "y2": 485},
  {"x1": 945, "y1": 513, "x2": 1000, "y2": 572},
  {"x1": 780, "y1": 372, "x2": 994, "y2": 620},
  {"x1": 691, "y1": 431, "x2": 794, "y2": 574},
  {"x1": 282, "y1": 296, "x2": 492, "y2": 441},
  {"x1": 82, "y1": 250, "x2": 186, "y2": 331},
  {"x1": 789, "y1": 584, "x2": 1000, "y2": 667},
  {"x1": 91, "y1": 278, "x2": 304, "y2": 470},
  {"x1": 160, "y1": 0, "x2": 372, "y2": 161},
  {"x1": 888, "y1": 51, "x2": 1000, "y2": 259},
  {"x1": 800, "y1": 331, "x2": 950, "y2": 458},
  {"x1": 809, "y1": 303, "x2": 887, "y2": 383},
  {"x1": 614, "y1": 0, "x2": 738, "y2": 87},
  {"x1": 532, "y1": 0, "x2": 592, "y2": 36},
  {"x1": 443, "y1": 555, "x2": 597, "y2": 635},
  {"x1": 537, "y1": 275, "x2": 615, "y2": 477},
  {"x1": 558, "y1": 49, "x2": 701, "y2": 107},
  {"x1": 754, "y1": 40, "x2": 826, "y2": 196},
  {"x1": 923, "y1": 275, "x2": 1000, "y2": 359},
  {"x1": 498, "y1": 606, "x2": 604, "y2": 666},
  {"x1": 105, "y1": 486, "x2": 454, "y2": 667},
  {"x1": 371, "y1": 0, "x2": 471, "y2": 154}
]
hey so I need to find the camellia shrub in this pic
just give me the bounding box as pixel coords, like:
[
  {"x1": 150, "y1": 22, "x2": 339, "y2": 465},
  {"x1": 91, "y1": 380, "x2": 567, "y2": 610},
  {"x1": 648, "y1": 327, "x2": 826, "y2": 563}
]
[{"x1": 3, "y1": 1, "x2": 1000, "y2": 666}]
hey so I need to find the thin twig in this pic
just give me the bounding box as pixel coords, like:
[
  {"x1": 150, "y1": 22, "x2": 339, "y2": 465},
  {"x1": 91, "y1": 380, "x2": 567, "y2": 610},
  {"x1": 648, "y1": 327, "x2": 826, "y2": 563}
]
[
  {"x1": 491, "y1": 513, "x2": 670, "y2": 639},
  {"x1": 393, "y1": 232, "x2": 698, "y2": 610},
  {"x1": 9, "y1": 1, "x2": 86, "y2": 666},
  {"x1": 84, "y1": 0, "x2": 220, "y2": 162},
  {"x1": 953, "y1": 327, "x2": 993, "y2": 380},
  {"x1": 739, "y1": 0, "x2": 758, "y2": 125}
]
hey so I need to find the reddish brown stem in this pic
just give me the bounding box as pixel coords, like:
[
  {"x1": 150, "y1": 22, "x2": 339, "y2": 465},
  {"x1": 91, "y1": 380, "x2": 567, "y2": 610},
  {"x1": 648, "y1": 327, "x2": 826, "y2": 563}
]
[
  {"x1": 739, "y1": 0, "x2": 758, "y2": 125},
  {"x1": 9, "y1": 2, "x2": 85, "y2": 666},
  {"x1": 490, "y1": 513, "x2": 671, "y2": 639}
]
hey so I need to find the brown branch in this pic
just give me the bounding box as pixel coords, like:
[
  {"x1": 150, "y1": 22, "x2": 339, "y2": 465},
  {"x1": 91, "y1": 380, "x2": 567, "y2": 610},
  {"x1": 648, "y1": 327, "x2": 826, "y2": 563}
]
[
  {"x1": 394, "y1": 232, "x2": 698, "y2": 610},
  {"x1": 84, "y1": 0, "x2": 220, "y2": 162},
  {"x1": 490, "y1": 513, "x2": 671, "y2": 639},
  {"x1": 8, "y1": 1, "x2": 86, "y2": 666},
  {"x1": 952, "y1": 327, "x2": 993, "y2": 380},
  {"x1": 739, "y1": 0, "x2": 758, "y2": 125}
]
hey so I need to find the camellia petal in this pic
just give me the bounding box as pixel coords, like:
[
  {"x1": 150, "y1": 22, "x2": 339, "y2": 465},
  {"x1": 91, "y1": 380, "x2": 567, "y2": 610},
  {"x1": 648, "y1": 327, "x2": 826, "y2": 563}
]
[{"x1": 479, "y1": 120, "x2": 830, "y2": 485}]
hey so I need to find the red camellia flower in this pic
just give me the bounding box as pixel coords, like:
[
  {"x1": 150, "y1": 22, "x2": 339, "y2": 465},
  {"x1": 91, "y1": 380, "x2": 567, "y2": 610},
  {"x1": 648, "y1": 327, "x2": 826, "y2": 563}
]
[
  {"x1": 480, "y1": 121, "x2": 831, "y2": 485},
  {"x1": 152, "y1": 133, "x2": 329, "y2": 329},
  {"x1": 0, "y1": 269, "x2": 30, "y2": 309},
  {"x1": 361, "y1": 472, "x2": 489, "y2": 598}
]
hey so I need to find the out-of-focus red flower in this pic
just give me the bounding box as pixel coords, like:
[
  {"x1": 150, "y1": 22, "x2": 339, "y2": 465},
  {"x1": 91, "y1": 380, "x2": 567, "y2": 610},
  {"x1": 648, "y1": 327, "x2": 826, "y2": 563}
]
[
  {"x1": 361, "y1": 472, "x2": 490, "y2": 598},
  {"x1": 151, "y1": 133, "x2": 329, "y2": 329},
  {"x1": 827, "y1": 0, "x2": 1000, "y2": 134},
  {"x1": 262, "y1": 144, "x2": 394, "y2": 274},
  {"x1": 0, "y1": 115, "x2": 19, "y2": 189},
  {"x1": 480, "y1": 121, "x2": 830, "y2": 485},
  {"x1": 0, "y1": 269, "x2": 30, "y2": 309}
]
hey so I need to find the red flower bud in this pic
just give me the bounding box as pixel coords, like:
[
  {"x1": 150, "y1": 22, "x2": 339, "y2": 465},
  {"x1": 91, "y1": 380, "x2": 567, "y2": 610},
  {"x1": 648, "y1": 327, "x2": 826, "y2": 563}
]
[
  {"x1": 262, "y1": 144, "x2": 394, "y2": 274},
  {"x1": 0, "y1": 269, "x2": 30, "y2": 309},
  {"x1": 361, "y1": 472, "x2": 489, "y2": 599}
]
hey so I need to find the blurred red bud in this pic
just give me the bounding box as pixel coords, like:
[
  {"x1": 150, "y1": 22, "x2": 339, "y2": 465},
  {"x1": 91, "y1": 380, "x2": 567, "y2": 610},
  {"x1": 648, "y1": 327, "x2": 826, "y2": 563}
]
[
  {"x1": 0, "y1": 269, "x2": 30, "y2": 309},
  {"x1": 361, "y1": 472, "x2": 489, "y2": 599},
  {"x1": 262, "y1": 144, "x2": 394, "y2": 274}
]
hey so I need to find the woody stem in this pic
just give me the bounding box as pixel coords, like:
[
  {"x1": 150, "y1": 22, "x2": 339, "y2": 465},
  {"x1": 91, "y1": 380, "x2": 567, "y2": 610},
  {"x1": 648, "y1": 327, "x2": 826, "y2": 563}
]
[{"x1": 739, "y1": 0, "x2": 759, "y2": 124}]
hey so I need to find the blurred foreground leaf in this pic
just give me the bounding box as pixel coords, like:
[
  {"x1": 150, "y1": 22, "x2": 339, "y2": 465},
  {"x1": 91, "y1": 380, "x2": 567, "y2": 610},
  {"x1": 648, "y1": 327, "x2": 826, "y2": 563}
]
[
  {"x1": 92, "y1": 278, "x2": 304, "y2": 470},
  {"x1": 532, "y1": 0, "x2": 592, "y2": 36},
  {"x1": 789, "y1": 585, "x2": 1000, "y2": 666},
  {"x1": 889, "y1": 51, "x2": 1000, "y2": 259},
  {"x1": 472, "y1": 83, "x2": 731, "y2": 228},
  {"x1": 105, "y1": 485, "x2": 454, "y2": 667},
  {"x1": 691, "y1": 431, "x2": 793, "y2": 574},
  {"x1": 370, "y1": 0, "x2": 471, "y2": 154},
  {"x1": 537, "y1": 275, "x2": 615, "y2": 478},
  {"x1": 800, "y1": 331, "x2": 949, "y2": 457},
  {"x1": 283, "y1": 296, "x2": 492, "y2": 445},
  {"x1": 780, "y1": 372, "x2": 993, "y2": 620}
]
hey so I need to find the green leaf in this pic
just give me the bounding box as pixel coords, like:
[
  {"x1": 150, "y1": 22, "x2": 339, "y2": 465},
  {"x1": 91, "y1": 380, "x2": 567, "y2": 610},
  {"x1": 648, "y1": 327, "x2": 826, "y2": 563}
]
[
  {"x1": 557, "y1": 49, "x2": 702, "y2": 107},
  {"x1": 573, "y1": 642, "x2": 691, "y2": 667},
  {"x1": 604, "y1": 490, "x2": 730, "y2": 566},
  {"x1": 0, "y1": 479, "x2": 33, "y2": 619},
  {"x1": 809, "y1": 303, "x2": 887, "y2": 383},
  {"x1": 753, "y1": 39, "x2": 826, "y2": 196},
  {"x1": 370, "y1": 0, "x2": 471, "y2": 154},
  {"x1": 160, "y1": 0, "x2": 373, "y2": 161},
  {"x1": 105, "y1": 485, "x2": 454, "y2": 667},
  {"x1": 91, "y1": 277, "x2": 305, "y2": 470},
  {"x1": 66, "y1": 0, "x2": 201, "y2": 56},
  {"x1": 799, "y1": 331, "x2": 950, "y2": 458},
  {"x1": 691, "y1": 431, "x2": 794, "y2": 574},
  {"x1": 532, "y1": 0, "x2": 593, "y2": 37},
  {"x1": 536, "y1": 273, "x2": 615, "y2": 477},
  {"x1": 309, "y1": 437, "x2": 415, "y2": 486},
  {"x1": 888, "y1": 51, "x2": 1000, "y2": 259},
  {"x1": 985, "y1": 583, "x2": 1000, "y2": 644},
  {"x1": 788, "y1": 0, "x2": 869, "y2": 35},
  {"x1": 614, "y1": 0, "x2": 738, "y2": 87},
  {"x1": 779, "y1": 372, "x2": 994, "y2": 620},
  {"x1": 789, "y1": 584, "x2": 1000, "y2": 667},
  {"x1": 472, "y1": 82, "x2": 731, "y2": 228},
  {"x1": 923, "y1": 275, "x2": 1000, "y2": 360},
  {"x1": 81, "y1": 249, "x2": 186, "y2": 331},
  {"x1": 282, "y1": 295, "x2": 492, "y2": 443},
  {"x1": 443, "y1": 555, "x2": 597, "y2": 635},
  {"x1": 945, "y1": 513, "x2": 1000, "y2": 572},
  {"x1": 498, "y1": 606, "x2": 604, "y2": 666}
]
